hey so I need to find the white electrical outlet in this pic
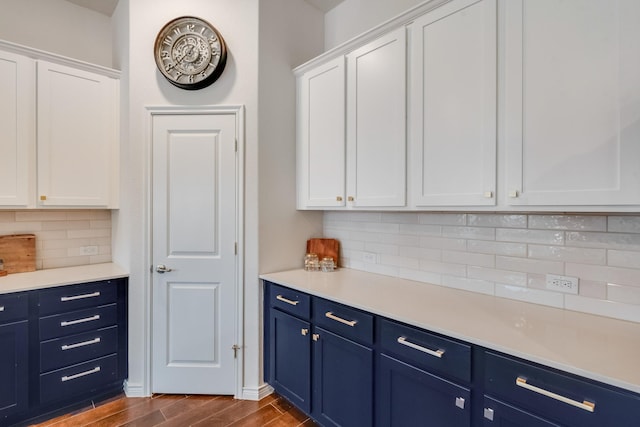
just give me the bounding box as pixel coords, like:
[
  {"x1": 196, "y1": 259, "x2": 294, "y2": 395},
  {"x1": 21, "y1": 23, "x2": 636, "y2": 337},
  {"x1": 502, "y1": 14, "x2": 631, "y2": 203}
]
[
  {"x1": 362, "y1": 252, "x2": 377, "y2": 263},
  {"x1": 545, "y1": 274, "x2": 579, "y2": 294},
  {"x1": 80, "y1": 245, "x2": 99, "y2": 255}
]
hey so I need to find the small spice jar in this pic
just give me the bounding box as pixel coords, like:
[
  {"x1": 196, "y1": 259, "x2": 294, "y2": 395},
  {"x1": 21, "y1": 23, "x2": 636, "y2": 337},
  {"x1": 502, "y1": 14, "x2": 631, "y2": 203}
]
[
  {"x1": 304, "y1": 253, "x2": 320, "y2": 271},
  {"x1": 320, "y1": 257, "x2": 335, "y2": 272},
  {"x1": 0, "y1": 259, "x2": 6, "y2": 277}
]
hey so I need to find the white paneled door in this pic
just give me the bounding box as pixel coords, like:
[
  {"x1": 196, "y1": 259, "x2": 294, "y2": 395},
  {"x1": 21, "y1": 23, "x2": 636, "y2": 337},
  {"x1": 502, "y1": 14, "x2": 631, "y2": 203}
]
[{"x1": 151, "y1": 109, "x2": 240, "y2": 395}]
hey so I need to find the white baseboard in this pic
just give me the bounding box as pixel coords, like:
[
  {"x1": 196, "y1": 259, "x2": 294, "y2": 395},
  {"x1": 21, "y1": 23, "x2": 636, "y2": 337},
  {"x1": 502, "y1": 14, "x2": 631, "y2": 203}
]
[
  {"x1": 240, "y1": 383, "x2": 274, "y2": 401},
  {"x1": 123, "y1": 380, "x2": 149, "y2": 397}
]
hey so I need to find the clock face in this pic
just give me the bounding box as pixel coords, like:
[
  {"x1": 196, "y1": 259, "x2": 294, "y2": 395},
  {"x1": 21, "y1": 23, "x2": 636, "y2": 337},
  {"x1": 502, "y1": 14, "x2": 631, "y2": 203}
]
[{"x1": 154, "y1": 16, "x2": 227, "y2": 90}]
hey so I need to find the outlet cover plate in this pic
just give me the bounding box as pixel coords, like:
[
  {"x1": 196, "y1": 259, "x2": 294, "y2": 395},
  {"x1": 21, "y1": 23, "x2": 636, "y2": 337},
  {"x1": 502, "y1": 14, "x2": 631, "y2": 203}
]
[{"x1": 546, "y1": 274, "x2": 579, "y2": 294}]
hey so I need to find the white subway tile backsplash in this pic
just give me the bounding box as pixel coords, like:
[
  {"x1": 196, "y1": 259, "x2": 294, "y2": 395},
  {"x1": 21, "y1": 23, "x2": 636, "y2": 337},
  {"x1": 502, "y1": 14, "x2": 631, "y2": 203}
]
[
  {"x1": 528, "y1": 215, "x2": 606, "y2": 231},
  {"x1": 566, "y1": 231, "x2": 640, "y2": 250},
  {"x1": 608, "y1": 250, "x2": 640, "y2": 269},
  {"x1": 566, "y1": 263, "x2": 640, "y2": 287},
  {"x1": 325, "y1": 212, "x2": 640, "y2": 323},
  {"x1": 468, "y1": 266, "x2": 527, "y2": 287},
  {"x1": 607, "y1": 283, "x2": 640, "y2": 305},
  {"x1": 497, "y1": 228, "x2": 564, "y2": 245},
  {"x1": 467, "y1": 240, "x2": 527, "y2": 257},
  {"x1": 467, "y1": 214, "x2": 527, "y2": 228},
  {"x1": 608, "y1": 216, "x2": 640, "y2": 233},
  {"x1": 527, "y1": 245, "x2": 606, "y2": 265},
  {"x1": 443, "y1": 250, "x2": 494, "y2": 268},
  {"x1": 419, "y1": 213, "x2": 466, "y2": 225},
  {"x1": 496, "y1": 256, "x2": 564, "y2": 275},
  {"x1": 0, "y1": 210, "x2": 112, "y2": 270}
]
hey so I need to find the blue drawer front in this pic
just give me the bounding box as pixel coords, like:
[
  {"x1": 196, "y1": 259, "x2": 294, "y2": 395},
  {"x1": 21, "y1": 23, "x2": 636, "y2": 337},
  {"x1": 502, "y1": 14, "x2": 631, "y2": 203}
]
[
  {"x1": 39, "y1": 354, "x2": 119, "y2": 404},
  {"x1": 268, "y1": 282, "x2": 311, "y2": 320},
  {"x1": 0, "y1": 292, "x2": 28, "y2": 324},
  {"x1": 40, "y1": 326, "x2": 118, "y2": 373},
  {"x1": 39, "y1": 304, "x2": 118, "y2": 340},
  {"x1": 378, "y1": 318, "x2": 471, "y2": 383},
  {"x1": 485, "y1": 351, "x2": 640, "y2": 427},
  {"x1": 482, "y1": 396, "x2": 561, "y2": 426},
  {"x1": 38, "y1": 280, "x2": 118, "y2": 316},
  {"x1": 313, "y1": 298, "x2": 373, "y2": 346}
]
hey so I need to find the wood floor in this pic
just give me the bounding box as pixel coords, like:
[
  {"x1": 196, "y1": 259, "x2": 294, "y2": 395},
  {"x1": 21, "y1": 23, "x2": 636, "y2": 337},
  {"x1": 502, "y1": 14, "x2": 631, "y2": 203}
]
[{"x1": 28, "y1": 393, "x2": 317, "y2": 427}]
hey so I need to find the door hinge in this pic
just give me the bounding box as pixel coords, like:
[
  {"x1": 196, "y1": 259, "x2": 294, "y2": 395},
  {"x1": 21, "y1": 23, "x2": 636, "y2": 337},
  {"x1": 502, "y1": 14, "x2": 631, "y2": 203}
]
[
  {"x1": 235, "y1": 138, "x2": 238, "y2": 152},
  {"x1": 234, "y1": 242, "x2": 238, "y2": 255},
  {"x1": 232, "y1": 344, "x2": 241, "y2": 358}
]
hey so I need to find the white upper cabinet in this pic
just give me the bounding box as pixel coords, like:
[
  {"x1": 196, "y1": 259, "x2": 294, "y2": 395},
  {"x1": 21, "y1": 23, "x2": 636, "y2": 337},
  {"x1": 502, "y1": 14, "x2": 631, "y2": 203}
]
[
  {"x1": 297, "y1": 28, "x2": 407, "y2": 210},
  {"x1": 346, "y1": 27, "x2": 407, "y2": 208},
  {"x1": 503, "y1": 0, "x2": 640, "y2": 207},
  {"x1": 37, "y1": 60, "x2": 118, "y2": 207},
  {"x1": 0, "y1": 43, "x2": 119, "y2": 209},
  {"x1": 409, "y1": 0, "x2": 497, "y2": 207},
  {"x1": 297, "y1": 57, "x2": 346, "y2": 208},
  {"x1": 0, "y1": 50, "x2": 35, "y2": 207}
]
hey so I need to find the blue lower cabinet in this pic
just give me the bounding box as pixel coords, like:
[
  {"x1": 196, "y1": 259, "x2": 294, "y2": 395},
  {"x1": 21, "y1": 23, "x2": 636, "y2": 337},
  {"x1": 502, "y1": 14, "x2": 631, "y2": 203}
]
[
  {"x1": 312, "y1": 327, "x2": 373, "y2": 427},
  {"x1": 377, "y1": 353, "x2": 471, "y2": 427},
  {"x1": 269, "y1": 309, "x2": 312, "y2": 413},
  {"x1": 482, "y1": 396, "x2": 560, "y2": 426},
  {"x1": 0, "y1": 320, "x2": 28, "y2": 421}
]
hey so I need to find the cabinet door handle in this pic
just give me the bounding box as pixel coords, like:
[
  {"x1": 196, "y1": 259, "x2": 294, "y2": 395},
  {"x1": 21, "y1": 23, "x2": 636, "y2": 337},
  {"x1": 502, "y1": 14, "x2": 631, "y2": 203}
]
[
  {"x1": 61, "y1": 337, "x2": 101, "y2": 351},
  {"x1": 301, "y1": 328, "x2": 309, "y2": 336},
  {"x1": 397, "y1": 336, "x2": 444, "y2": 358},
  {"x1": 515, "y1": 377, "x2": 595, "y2": 412},
  {"x1": 61, "y1": 366, "x2": 101, "y2": 382},
  {"x1": 276, "y1": 295, "x2": 299, "y2": 306},
  {"x1": 60, "y1": 314, "x2": 100, "y2": 327},
  {"x1": 312, "y1": 333, "x2": 320, "y2": 341},
  {"x1": 325, "y1": 311, "x2": 357, "y2": 327},
  {"x1": 60, "y1": 291, "x2": 101, "y2": 302},
  {"x1": 0, "y1": 306, "x2": 4, "y2": 312}
]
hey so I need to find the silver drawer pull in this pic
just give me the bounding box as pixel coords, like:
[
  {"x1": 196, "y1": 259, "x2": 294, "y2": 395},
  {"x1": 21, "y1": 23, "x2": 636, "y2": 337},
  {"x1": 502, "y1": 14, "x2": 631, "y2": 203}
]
[
  {"x1": 61, "y1": 366, "x2": 101, "y2": 382},
  {"x1": 276, "y1": 295, "x2": 299, "y2": 306},
  {"x1": 60, "y1": 314, "x2": 100, "y2": 327},
  {"x1": 0, "y1": 306, "x2": 4, "y2": 312},
  {"x1": 325, "y1": 311, "x2": 357, "y2": 327},
  {"x1": 397, "y1": 336, "x2": 444, "y2": 358},
  {"x1": 61, "y1": 337, "x2": 101, "y2": 351},
  {"x1": 61, "y1": 291, "x2": 101, "y2": 302},
  {"x1": 516, "y1": 377, "x2": 595, "y2": 413}
]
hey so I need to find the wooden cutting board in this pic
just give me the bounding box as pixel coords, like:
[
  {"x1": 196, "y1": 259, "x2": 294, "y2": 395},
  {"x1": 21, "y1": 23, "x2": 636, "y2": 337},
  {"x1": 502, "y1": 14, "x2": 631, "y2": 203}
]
[
  {"x1": 0, "y1": 234, "x2": 36, "y2": 274},
  {"x1": 306, "y1": 238, "x2": 340, "y2": 267}
]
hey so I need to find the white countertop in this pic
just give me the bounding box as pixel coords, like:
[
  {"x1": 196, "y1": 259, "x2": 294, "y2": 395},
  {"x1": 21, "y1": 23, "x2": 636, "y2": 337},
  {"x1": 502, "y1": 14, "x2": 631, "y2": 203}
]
[
  {"x1": 0, "y1": 263, "x2": 128, "y2": 294},
  {"x1": 260, "y1": 268, "x2": 640, "y2": 395}
]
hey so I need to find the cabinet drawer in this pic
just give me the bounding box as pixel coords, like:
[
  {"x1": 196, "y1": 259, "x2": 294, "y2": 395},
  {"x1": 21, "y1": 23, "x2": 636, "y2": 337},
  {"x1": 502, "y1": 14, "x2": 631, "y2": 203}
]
[
  {"x1": 268, "y1": 283, "x2": 311, "y2": 320},
  {"x1": 313, "y1": 297, "x2": 373, "y2": 346},
  {"x1": 485, "y1": 351, "x2": 640, "y2": 427},
  {"x1": 0, "y1": 292, "x2": 28, "y2": 324},
  {"x1": 40, "y1": 354, "x2": 118, "y2": 404},
  {"x1": 40, "y1": 326, "x2": 118, "y2": 373},
  {"x1": 379, "y1": 318, "x2": 471, "y2": 383},
  {"x1": 38, "y1": 280, "x2": 118, "y2": 316},
  {"x1": 40, "y1": 304, "x2": 118, "y2": 340}
]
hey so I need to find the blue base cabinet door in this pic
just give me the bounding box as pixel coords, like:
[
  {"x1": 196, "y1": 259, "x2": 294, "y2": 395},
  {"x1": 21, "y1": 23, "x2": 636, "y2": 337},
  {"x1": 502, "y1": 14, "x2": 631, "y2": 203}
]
[
  {"x1": 377, "y1": 354, "x2": 471, "y2": 427},
  {"x1": 482, "y1": 396, "x2": 560, "y2": 426},
  {"x1": 269, "y1": 309, "x2": 312, "y2": 413},
  {"x1": 0, "y1": 321, "x2": 28, "y2": 421},
  {"x1": 312, "y1": 327, "x2": 373, "y2": 427}
]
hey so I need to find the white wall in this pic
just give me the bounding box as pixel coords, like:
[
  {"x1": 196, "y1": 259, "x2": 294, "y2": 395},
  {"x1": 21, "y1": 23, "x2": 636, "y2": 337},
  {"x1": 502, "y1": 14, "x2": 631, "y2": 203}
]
[
  {"x1": 0, "y1": 0, "x2": 113, "y2": 67},
  {"x1": 324, "y1": 0, "x2": 425, "y2": 49}
]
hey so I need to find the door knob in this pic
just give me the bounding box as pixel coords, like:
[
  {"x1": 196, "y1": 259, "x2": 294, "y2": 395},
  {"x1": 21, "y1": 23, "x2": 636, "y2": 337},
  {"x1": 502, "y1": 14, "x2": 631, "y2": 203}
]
[{"x1": 156, "y1": 264, "x2": 173, "y2": 273}]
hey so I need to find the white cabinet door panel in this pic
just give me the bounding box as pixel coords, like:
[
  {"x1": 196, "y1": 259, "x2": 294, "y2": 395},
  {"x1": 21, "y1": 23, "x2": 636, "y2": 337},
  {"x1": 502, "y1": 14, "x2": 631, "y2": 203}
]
[
  {"x1": 37, "y1": 60, "x2": 118, "y2": 207},
  {"x1": 347, "y1": 27, "x2": 407, "y2": 207},
  {"x1": 505, "y1": 0, "x2": 640, "y2": 206},
  {"x1": 0, "y1": 51, "x2": 35, "y2": 207},
  {"x1": 410, "y1": 0, "x2": 497, "y2": 207},
  {"x1": 297, "y1": 57, "x2": 346, "y2": 208}
]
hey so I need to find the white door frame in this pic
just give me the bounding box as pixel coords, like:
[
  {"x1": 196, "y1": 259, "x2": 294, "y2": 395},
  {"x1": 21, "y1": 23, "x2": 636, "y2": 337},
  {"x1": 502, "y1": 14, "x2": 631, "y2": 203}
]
[{"x1": 143, "y1": 105, "x2": 245, "y2": 398}]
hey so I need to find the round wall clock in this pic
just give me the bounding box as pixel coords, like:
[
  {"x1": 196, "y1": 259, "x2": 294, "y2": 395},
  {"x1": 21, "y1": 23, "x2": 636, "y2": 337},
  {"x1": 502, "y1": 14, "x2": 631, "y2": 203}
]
[{"x1": 154, "y1": 16, "x2": 227, "y2": 90}]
